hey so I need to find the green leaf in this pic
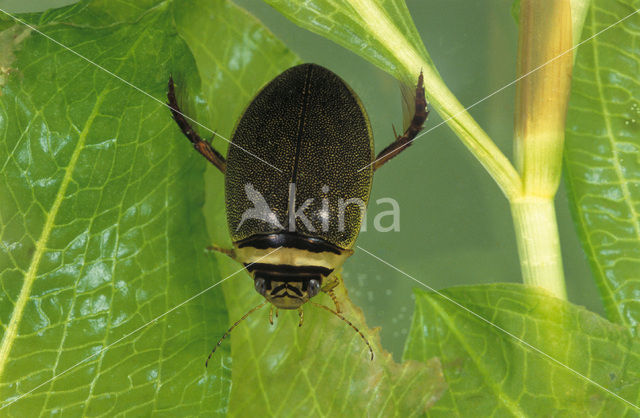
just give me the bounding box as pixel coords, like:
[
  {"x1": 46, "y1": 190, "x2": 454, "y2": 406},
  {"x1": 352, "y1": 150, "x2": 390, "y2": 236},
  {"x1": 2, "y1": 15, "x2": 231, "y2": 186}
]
[
  {"x1": 404, "y1": 284, "x2": 640, "y2": 416},
  {"x1": 0, "y1": 0, "x2": 289, "y2": 413},
  {"x1": 223, "y1": 276, "x2": 446, "y2": 416},
  {"x1": 564, "y1": 0, "x2": 640, "y2": 331},
  {"x1": 264, "y1": 0, "x2": 432, "y2": 85}
]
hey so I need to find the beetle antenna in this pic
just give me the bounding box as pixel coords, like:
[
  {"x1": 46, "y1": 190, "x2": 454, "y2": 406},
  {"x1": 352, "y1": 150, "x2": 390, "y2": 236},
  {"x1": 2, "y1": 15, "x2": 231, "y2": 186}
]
[
  {"x1": 206, "y1": 300, "x2": 268, "y2": 367},
  {"x1": 310, "y1": 301, "x2": 374, "y2": 361}
]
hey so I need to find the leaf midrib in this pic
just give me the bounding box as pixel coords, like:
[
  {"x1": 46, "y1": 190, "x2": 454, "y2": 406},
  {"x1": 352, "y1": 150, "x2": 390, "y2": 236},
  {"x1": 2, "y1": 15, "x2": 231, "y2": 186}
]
[{"x1": 0, "y1": 90, "x2": 107, "y2": 387}]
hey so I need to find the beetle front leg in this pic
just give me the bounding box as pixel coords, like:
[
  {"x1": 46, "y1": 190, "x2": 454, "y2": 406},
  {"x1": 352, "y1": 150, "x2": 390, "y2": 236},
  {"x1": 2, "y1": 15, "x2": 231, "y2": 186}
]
[
  {"x1": 167, "y1": 76, "x2": 227, "y2": 173},
  {"x1": 326, "y1": 289, "x2": 341, "y2": 314},
  {"x1": 206, "y1": 244, "x2": 237, "y2": 261},
  {"x1": 373, "y1": 71, "x2": 428, "y2": 171},
  {"x1": 321, "y1": 275, "x2": 342, "y2": 313}
]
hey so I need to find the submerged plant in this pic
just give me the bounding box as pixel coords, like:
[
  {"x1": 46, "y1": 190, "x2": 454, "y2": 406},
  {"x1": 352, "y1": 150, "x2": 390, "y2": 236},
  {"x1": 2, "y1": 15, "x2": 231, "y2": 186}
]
[{"x1": 0, "y1": 0, "x2": 638, "y2": 415}]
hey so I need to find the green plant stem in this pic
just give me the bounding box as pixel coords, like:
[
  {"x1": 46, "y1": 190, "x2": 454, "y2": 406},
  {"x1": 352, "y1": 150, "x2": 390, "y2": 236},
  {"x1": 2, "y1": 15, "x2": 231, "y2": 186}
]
[
  {"x1": 511, "y1": 197, "x2": 567, "y2": 299},
  {"x1": 511, "y1": 0, "x2": 572, "y2": 299}
]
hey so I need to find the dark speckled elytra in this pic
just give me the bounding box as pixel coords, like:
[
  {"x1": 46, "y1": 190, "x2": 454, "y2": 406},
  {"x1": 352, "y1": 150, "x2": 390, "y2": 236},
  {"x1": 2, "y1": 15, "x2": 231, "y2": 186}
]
[{"x1": 167, "y1": 63, "x2": 428, "y2": 363}]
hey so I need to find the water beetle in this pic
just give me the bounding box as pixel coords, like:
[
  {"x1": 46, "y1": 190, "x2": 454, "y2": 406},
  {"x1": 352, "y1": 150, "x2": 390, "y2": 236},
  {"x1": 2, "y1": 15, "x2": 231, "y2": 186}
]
[{"x1": 167, "y1": 63, "x2": 427, "y2": 363}]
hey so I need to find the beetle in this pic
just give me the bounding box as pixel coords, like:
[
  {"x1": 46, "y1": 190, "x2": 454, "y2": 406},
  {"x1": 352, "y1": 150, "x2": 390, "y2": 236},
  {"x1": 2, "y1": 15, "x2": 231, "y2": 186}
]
[{"x1": 167, "y1": 63, "x2": 427, "y2": 364}]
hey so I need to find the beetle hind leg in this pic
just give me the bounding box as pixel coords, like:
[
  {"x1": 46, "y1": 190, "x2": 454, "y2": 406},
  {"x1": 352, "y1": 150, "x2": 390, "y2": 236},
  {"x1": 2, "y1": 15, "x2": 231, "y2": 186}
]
[
  {"x1": 373, "y1": 71, "x2": 428, "y2": 171},
  {"x1": 167, "y1": 76, "x2": 227, "y2": 173}
]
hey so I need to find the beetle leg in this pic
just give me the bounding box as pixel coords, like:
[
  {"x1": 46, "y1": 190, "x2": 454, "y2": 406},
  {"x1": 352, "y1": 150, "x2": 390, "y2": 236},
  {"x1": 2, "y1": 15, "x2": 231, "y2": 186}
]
[
  {"x1": 327, "y1": 289, "x2": 341, "y2": 314},
  {"x1": 298, "y1": 308, "x2": 304, "y2": 327},
  {"x1": 321, "y1": 275, "x2": 340, "y2": 292},
  {"x1": 373, "y1": 71, "x2": 428, "y2": 171},
  {"x1": 321, "y1": 275, "x2": 342, "y2": 313},
  {"x1": 167, "y1": 76, "x2": 227, "y2": 173},
  {"x1": 206, "y1": 245, "x2": 237, "y2": 261},
  {"x1": 269, "y1": 306, "x2": 274, "y2": 325}
]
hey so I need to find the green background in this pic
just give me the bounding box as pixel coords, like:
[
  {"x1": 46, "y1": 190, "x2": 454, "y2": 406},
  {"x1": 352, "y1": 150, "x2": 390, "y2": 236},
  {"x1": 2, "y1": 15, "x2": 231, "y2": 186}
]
[{"x1": 3, "y1": 0, "x2": 597, "y2": 358}]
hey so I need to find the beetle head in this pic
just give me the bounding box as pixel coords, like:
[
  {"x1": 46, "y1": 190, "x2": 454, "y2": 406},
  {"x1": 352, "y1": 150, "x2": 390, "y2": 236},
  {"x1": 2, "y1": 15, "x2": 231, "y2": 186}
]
[{"x1": 253, "y1": 277, "x2": 321, "y2": 309}]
